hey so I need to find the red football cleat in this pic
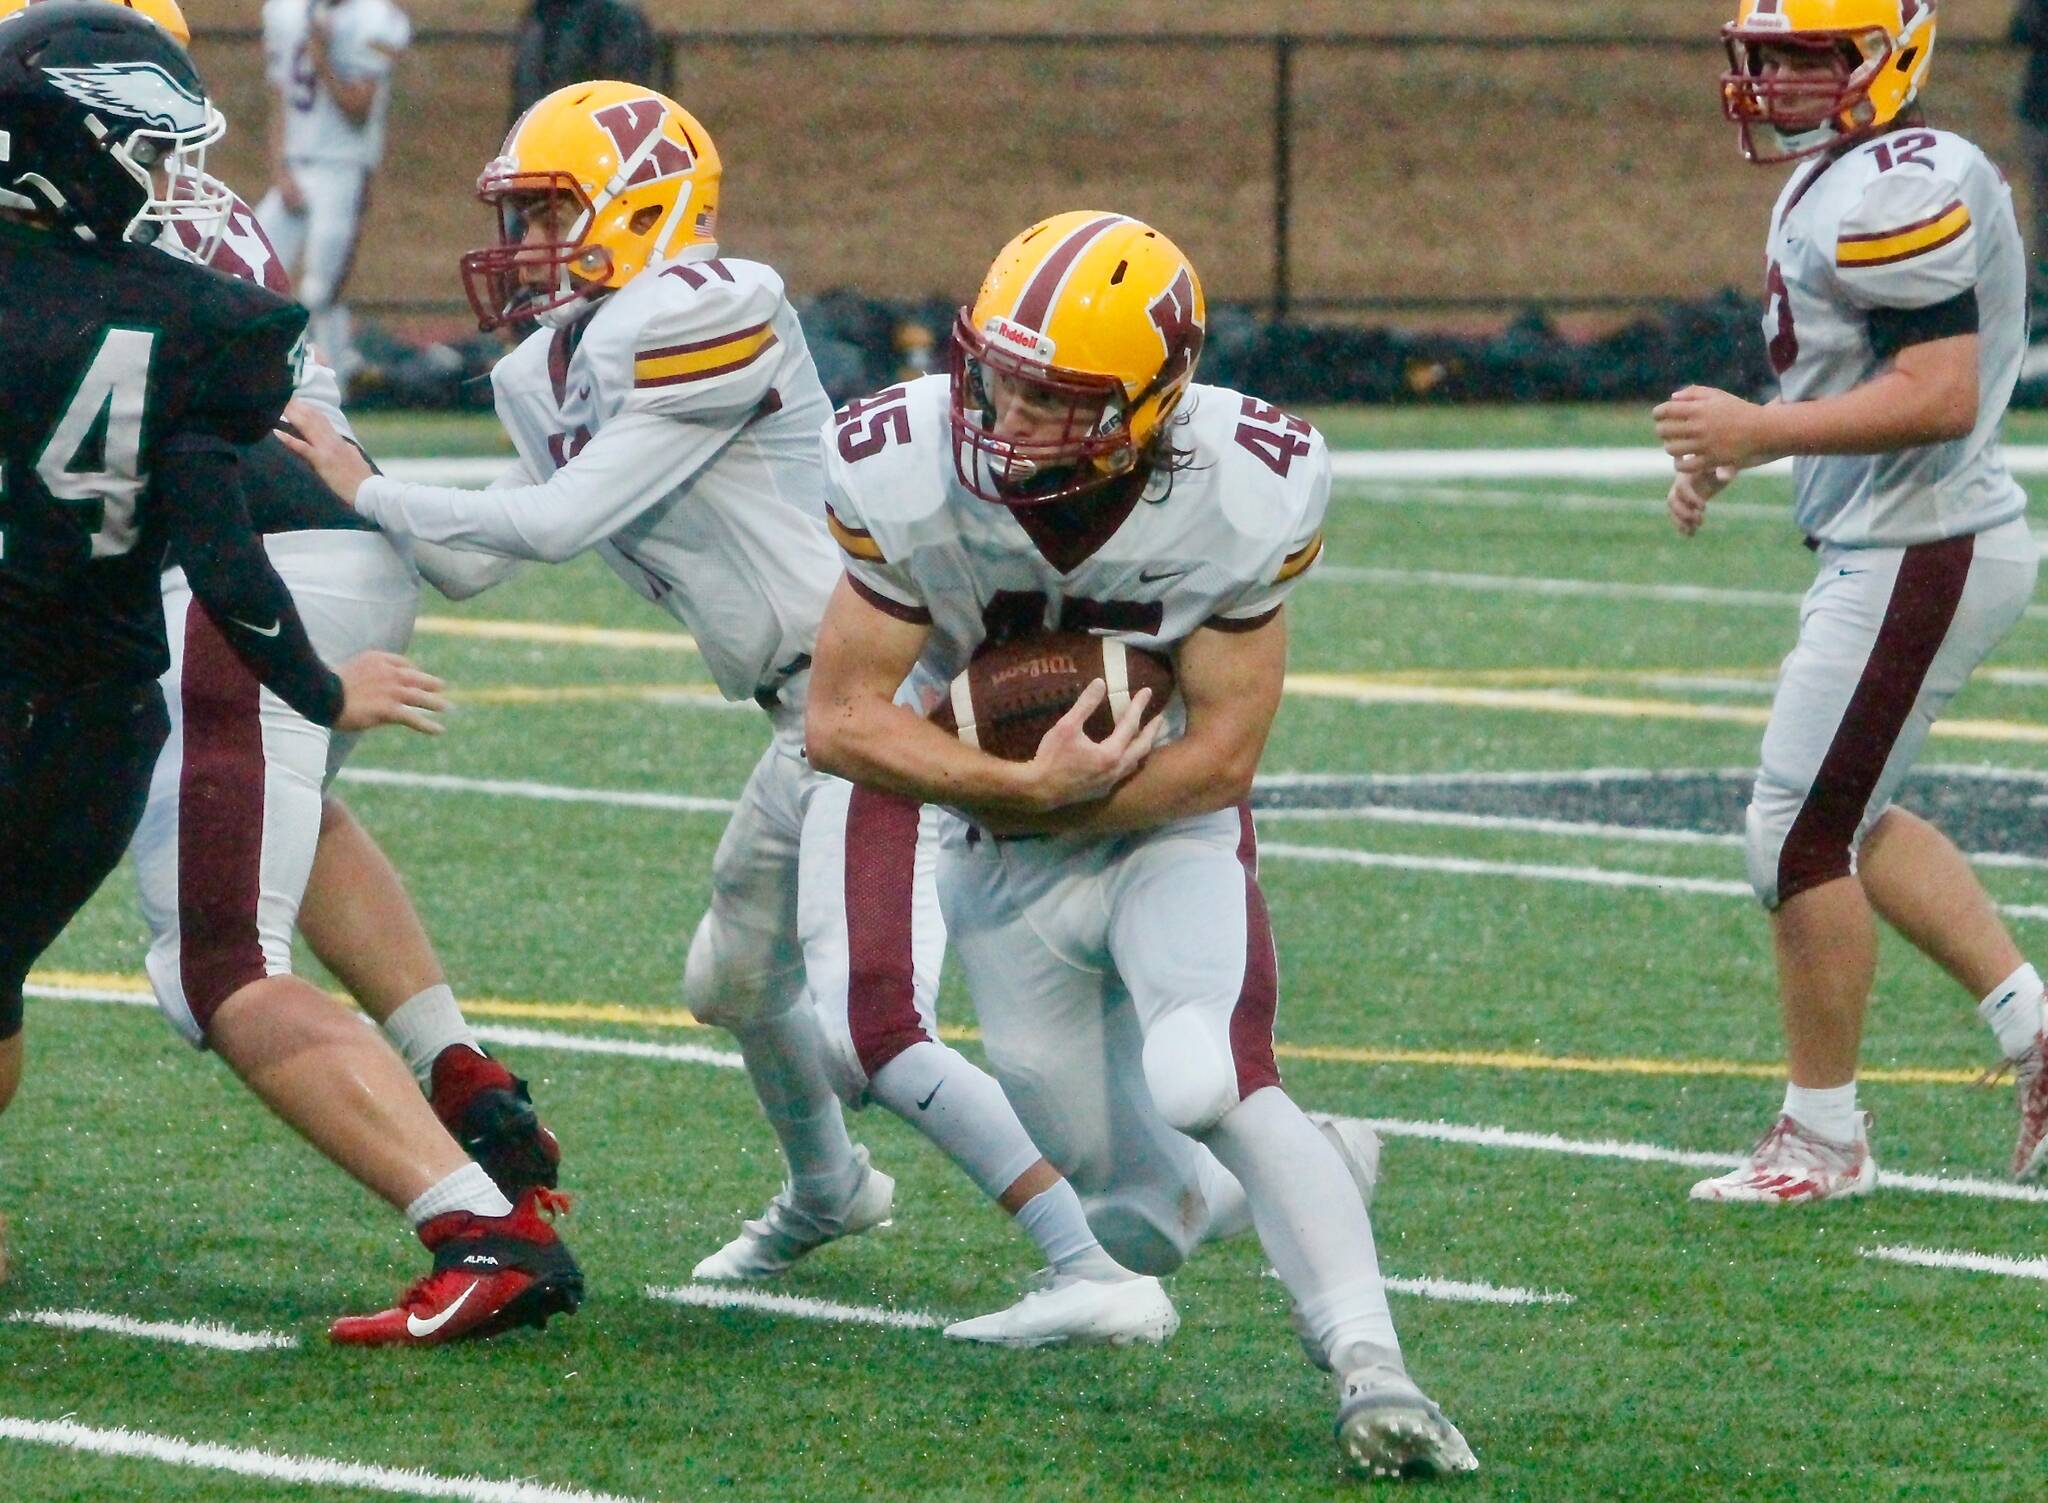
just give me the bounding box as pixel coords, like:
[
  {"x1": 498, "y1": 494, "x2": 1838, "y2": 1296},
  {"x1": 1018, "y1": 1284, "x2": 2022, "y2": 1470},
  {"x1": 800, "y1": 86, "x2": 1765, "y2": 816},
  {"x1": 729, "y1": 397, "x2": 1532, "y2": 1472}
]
[
  {"x1": 429, "y1": 1044, "x2": 562, "y2": 1199},
  {"x1": 328, "y1": 1189, "x2": 582, "y2": 1347}
]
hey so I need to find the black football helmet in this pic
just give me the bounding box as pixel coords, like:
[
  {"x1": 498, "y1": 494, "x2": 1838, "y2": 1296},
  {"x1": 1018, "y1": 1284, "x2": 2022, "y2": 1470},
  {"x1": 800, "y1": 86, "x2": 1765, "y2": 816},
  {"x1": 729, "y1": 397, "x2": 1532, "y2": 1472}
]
[{"x1": 0, "y1": 1, "x2": 227, "y2": 250}]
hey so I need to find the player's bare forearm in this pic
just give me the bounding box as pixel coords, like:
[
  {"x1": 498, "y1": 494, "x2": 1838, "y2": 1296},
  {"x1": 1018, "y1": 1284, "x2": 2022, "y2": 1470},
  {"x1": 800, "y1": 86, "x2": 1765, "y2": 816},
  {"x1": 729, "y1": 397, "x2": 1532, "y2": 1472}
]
[
  {"x1": 1757, "y1": 335, "x2": 1979, "y2": 456},
  {"x1": 1656, "y1": 336, "x2": 1977, "y2": 470},
  {"x1": 1005, "y1": 614, "x2": 1286, "y2": 837},
  {"x1": 806, "y1": 578, "x2": 1044, "y2": 813}
]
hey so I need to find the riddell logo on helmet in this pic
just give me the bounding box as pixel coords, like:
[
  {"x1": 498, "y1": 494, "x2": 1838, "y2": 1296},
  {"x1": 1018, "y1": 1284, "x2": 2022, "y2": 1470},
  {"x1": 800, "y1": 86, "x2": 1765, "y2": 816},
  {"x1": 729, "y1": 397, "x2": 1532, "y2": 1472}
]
[{"x1": 984, "y1": 316, "x2": 1056, "y2": 363}]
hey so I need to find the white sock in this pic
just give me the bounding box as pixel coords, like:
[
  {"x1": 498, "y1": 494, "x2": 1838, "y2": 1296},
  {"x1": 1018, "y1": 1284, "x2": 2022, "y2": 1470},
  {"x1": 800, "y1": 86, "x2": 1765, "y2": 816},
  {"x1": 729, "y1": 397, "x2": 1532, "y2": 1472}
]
[
  {"x1": 405, "y1": 1162, "x2": 512, "y2": 1227},
  {"x1": 1978, "y1": 963, "x2": 2046, "y2": 1060},
  {"x1": 730, "y1": 1007, "x2": 861, "y2": 1210},
  {"x1": 1014, "y1": 1182, "x2": 1127, "y2": 1280},
  {"x1": 869, "y1": 1041, "x2": 1043, "y2": 1198},
  {"x1": 1198, "y1": 1087, "x2": 1401, "y2": 1365},
  {"x1": 1191, "y1": 1145, "x2": 1253, "y2": 1245},
  {"x1": 1782, "y1": 1082, "x2": 1860, "y2": 1144},
  {"x1": 382, "y1": 984, "x2": 477, "y2": 1088}
]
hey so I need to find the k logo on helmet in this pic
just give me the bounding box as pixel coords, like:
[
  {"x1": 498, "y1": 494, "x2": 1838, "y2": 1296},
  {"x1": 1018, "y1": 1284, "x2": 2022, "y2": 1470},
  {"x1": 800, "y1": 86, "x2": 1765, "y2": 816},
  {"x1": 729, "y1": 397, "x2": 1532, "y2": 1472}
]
[{"x1": 593, "y1": 98, "x2": 695, "y2": 187}]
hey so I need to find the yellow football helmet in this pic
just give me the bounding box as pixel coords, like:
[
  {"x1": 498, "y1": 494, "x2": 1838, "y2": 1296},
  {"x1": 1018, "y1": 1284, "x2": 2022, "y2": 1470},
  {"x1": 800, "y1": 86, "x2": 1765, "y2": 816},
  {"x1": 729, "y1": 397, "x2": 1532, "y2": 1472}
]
[
  {"x1": 952, "y1": 211, "x2": 1206, "y2": 506},
  {"x1": 0, "y1": 0, "x2": 191, "y2": 46},
  {"x1": 1722, "y1": 0, "x2": 1938, "y2": 162},
  {"x1": 460, "y1": 80, "x2": 722, "y2": 330}
]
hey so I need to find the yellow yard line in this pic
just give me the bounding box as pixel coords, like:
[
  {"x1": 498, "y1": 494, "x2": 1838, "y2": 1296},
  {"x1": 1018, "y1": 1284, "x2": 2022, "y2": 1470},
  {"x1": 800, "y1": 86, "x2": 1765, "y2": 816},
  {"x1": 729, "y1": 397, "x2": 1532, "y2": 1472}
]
[
  {"x1": 31, "y1": 969, "x2": 1983, "y2": 1087},
  {"x1": 450, "y1": 684, "x2": 723, "y2": 706},
  {"x1": 414, "y1": 616, "x2": 698, "y2": 653},
  {"x1": 1285, "y1": 674, "x2": 2048, "y2": 745},
  {"x1": 1351, "y1": 666, "x2": 1773, "y2": 688}
]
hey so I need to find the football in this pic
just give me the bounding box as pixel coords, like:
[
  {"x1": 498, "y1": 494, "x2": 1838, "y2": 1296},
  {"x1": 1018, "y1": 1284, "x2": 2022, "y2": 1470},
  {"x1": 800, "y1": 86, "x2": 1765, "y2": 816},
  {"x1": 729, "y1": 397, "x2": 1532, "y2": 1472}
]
[{"x1": 930, "y1": 632, "x2": 1175, "y2": 762}]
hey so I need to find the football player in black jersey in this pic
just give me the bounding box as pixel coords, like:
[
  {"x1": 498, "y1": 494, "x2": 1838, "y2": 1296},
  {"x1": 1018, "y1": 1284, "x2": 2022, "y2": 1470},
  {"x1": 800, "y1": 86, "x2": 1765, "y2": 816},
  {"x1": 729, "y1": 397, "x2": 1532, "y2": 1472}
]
[{"x1": 0, "y1": 4, "x2": 581, "y2": 1343}]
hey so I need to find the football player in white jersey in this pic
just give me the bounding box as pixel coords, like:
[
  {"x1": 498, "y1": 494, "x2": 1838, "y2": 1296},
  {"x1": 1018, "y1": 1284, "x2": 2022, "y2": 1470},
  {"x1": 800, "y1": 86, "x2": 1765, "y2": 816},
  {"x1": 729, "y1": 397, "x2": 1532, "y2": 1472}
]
[
  {"x1": 256, "y1": 0, "x2": 410, "y2": 389},
  {"x1": 805, "y1": 211, "x2": 1476, "y2": 1480},
  {"x1": 1656, "y1": 0, "x2": 2046, "y2": 1201},
  {"x1": 283, "y1": 84, "x2": 1188, "y2": 1344}
]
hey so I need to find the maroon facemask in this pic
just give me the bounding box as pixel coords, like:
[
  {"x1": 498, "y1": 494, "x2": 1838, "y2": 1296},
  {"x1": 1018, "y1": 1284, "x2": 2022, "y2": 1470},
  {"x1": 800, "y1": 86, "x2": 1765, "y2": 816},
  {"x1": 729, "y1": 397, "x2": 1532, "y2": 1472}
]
[
  {"x1": 1721, "y1": 29, "x2": 1888, "y2": 163},
  {"x1": 948, "y1": 309, "x2": 1138, "y2": 508},
  {"x1": 459, "y1": 167, "x2": 609, "y2": 331}
]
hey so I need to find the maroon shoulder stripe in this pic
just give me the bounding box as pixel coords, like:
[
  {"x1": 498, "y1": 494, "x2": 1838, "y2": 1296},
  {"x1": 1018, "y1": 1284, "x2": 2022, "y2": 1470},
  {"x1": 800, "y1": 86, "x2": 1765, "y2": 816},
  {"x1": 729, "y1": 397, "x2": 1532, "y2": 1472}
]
[
  {"x1": 1011, "y1": 215, "x2": 1124, "y2": 332},
  {"x1": 1838, "y1": 219, "x2": 1970, "y2": 269},
  {"x1": 639, "y1": 319, "x2": 773, "y2": 361},
  {"x1": 1837, "y1": 200, "x2": 1967, "y2": 244},
  {"x1": 635, "y1": 335, "x2": 779, "y2": 389},
  {"x1": 847, "y1": 574, "x2": 931, "y2": 624}
]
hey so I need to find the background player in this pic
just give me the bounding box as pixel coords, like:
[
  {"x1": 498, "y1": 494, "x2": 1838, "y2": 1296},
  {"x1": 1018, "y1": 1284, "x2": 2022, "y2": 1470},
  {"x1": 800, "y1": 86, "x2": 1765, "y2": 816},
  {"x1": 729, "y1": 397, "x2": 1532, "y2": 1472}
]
[
  {"x1": 1656, "y1": 0, "x2": 2045, "y2": 1201},
  {"x1": 805, "y1": 210, "x2": 1476, "y2": 1478},
  {"x1": 284, "y1": 83, "x2": 1181, "y2": 1343},
  {"x1": 257, "y1": 0, "x2": 411, "y2": 390}
]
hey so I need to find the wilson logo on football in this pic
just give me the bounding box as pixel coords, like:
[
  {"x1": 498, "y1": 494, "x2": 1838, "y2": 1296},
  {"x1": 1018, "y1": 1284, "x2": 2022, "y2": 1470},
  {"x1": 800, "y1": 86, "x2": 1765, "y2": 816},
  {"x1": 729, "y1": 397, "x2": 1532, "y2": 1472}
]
[
  {"x1": 989, "y1": 656, "x2": 1078, "y2": 686},
  {"x1": 593, "y1": 98, "x2": 695, "y2": 187},
  {"x1": 984, "y1": 316, "x2": 1056, "y2": 364}
]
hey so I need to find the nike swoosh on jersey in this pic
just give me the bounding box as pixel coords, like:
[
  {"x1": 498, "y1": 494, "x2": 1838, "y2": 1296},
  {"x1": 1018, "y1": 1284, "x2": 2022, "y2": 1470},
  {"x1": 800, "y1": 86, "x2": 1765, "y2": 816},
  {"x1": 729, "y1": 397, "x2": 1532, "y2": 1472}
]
[
  {"x1": 405, "y1": 1282, "x2": 477, "y2": 1339},
  {"x1": 228, "y1": 617, "x2": 283, "y2": 637}
]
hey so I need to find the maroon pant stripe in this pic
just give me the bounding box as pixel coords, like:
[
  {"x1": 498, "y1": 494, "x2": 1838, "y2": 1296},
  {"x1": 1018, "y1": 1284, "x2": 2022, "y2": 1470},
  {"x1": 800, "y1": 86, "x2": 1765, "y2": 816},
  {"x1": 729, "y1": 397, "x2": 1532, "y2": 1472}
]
[
  {"x1": 844, "y1": 787, "x2": 931, "y2": 1077},
  {"x1": 1229, "y1": 804, "x2": 1284, "y2": 1098},
  {"x1": 176, "y1": 604, "x2": 270, "y2": 1030},
  {"x1": 1776, "y1": 534, "x2": 1975, "y2": 905}
]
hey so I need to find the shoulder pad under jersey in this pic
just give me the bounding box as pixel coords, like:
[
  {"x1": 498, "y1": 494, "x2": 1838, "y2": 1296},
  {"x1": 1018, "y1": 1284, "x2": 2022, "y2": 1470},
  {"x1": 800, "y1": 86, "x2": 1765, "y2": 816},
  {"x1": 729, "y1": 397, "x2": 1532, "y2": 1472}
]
[{"x1": 591, "y1": 256, "x2": 790, "y2": 420}]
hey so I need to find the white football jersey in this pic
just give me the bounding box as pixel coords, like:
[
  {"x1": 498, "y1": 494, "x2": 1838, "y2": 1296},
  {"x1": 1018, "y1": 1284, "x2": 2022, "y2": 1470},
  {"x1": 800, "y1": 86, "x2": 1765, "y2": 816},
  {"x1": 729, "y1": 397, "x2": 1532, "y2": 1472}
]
[
  {"x1": 822, "y1": 377, "x2": 1329, "y2": 722},
  {"x1": 1766, "y1": 126, "x2": 2027, "y2": 547},
  {"x1": 263, "y1": 0, "x2": 411, "y2": 167},
  {"x1": 354, "y1": 253, "x2": 839, "y2": 704}
]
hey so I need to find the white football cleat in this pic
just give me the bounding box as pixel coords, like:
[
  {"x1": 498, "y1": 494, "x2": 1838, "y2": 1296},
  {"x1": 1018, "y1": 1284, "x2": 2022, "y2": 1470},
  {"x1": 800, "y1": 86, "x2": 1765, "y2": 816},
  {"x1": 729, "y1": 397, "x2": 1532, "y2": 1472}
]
[
  {"x1": 691, "y1": 1147, "x2": 895, "y2": 1280},
  {"x1": 1689, "y1": 1112, "x2": 1875, "y2": 1205},
  {"x1": 1335, "y1": 1352, "x2": 1479, "y2": 1481},
  {"x1": 943, "y1": 1272, "x2": 1179, "y2": 1349},
  {"x1": 1309, "y1": 1111, "x2": 1381, "y2": 1211},
  {"x1": 2009, "y1": 1036, "x2": 2048, "y2": 1181}
]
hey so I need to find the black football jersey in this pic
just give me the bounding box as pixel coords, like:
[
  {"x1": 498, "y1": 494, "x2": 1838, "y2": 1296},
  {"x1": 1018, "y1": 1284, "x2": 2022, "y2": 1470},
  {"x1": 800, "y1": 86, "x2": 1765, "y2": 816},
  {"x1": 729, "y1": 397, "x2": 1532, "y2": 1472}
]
[{"x1": 0, "y1": 216, "x2": 307, "y2": 693}]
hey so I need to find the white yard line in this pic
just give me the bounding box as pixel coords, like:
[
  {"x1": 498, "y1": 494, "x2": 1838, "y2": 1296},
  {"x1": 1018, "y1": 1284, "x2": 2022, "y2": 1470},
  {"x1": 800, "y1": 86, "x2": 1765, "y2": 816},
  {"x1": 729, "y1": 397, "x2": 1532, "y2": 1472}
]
[
  {"x1": 321, "y1": 766, "x2": 2048, "y2": 903},
  {"x1": 0, "y1": 1416, "x2": 651, "y2": 1503},
  {"x1": 1381, "y1": 1276, "x2": 1574, "y2": 1307},
  {"x1": 335, "y1": 767, "x2": 738, "y2": 815},
  {"x1": 386, "y1": 448, "x2": 2048, "y2": 492},
  {"x1": 1314, "y1": 561, "x2": 2048, "y2": 621},
  {"x1": 1260, "y1": 840, "x2": 1754, "y2": 898},
  {"x1": 470, "y1": 1023, "x2": 741, "y2": 1071},
  {"x1": 644, "y1": 1283, "x2": 942, "y2": 1331},
  {"x1": 1360, "y1": 1118, "x2": 2048, "y2": 1205},
  {"x1": 27, "y1": 986, "x2": 2044, "y2": 1205},
  {"x1": 1315, "y1": 564, "x2": 1803, "y2": 609},
  {"x1": 5, "y1": 1310, "x2": 295, "y2": 1352},
  {"x1": 1861, "y1": 1245, "x2": 2048, "y2": 1281}
]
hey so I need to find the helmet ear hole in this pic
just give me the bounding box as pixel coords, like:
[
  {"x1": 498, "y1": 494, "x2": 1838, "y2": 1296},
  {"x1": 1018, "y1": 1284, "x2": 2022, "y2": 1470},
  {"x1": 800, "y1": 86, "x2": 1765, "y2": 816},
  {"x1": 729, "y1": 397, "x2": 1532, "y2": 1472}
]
[{"x1": 629, "y1": 204, "x2": 662, "y2": 234}]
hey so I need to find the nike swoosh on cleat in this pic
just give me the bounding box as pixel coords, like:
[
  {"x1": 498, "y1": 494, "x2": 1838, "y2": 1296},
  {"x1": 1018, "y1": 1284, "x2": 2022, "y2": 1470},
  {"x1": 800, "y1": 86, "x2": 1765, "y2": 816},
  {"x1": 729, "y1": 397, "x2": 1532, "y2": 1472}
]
[
  {"x1": 916, "y1": 1081, "x2": 944, "y2": 1111},
  {"x1": 405, "y1": 1282, "x2": 478, "y2": 1339},
  {"x1": 228, "y1": 617, "x2": 283, "y2": 637}
]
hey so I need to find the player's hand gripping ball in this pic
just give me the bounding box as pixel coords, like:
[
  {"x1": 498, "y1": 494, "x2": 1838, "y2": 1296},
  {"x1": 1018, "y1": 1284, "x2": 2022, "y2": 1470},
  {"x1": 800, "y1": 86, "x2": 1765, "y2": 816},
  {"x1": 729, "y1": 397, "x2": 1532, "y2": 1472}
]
[{"x1": 930, "y1": 632, "x2": 1175, "y2": 762}]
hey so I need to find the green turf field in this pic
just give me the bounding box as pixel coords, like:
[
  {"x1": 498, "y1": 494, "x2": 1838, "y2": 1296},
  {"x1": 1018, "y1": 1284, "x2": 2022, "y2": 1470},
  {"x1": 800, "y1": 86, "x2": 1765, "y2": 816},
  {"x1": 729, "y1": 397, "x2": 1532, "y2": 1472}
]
[{"x1": 7, "y1": 406, "x2": 2048, "y2": 1501}]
